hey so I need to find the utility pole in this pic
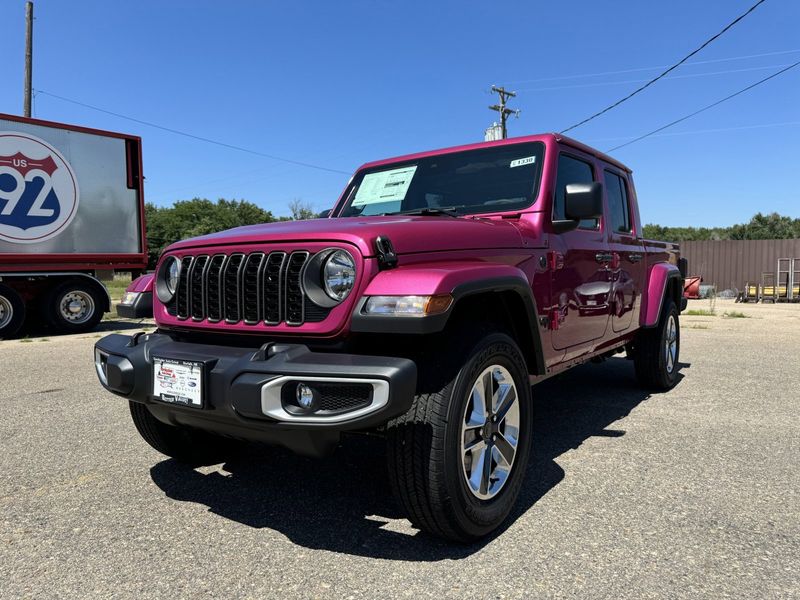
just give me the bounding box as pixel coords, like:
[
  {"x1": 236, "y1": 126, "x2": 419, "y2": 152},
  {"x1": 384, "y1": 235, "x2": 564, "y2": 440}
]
[
  {"x1": 23, "y1": 1, "x2": 33, "y2": 117},
  {"x1": 488, "y1": 85, "x2": 519, "y2": 139}
]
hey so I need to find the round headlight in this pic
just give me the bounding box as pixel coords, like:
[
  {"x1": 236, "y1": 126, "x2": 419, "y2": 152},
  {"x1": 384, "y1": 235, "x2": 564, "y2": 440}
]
[
  {"x1": 166, "y1": 258, "x2": 180, "y2": 295},
  {"x1": 323, "y1": 250, "x2": 355, "y2": 301},
  {"x1": 156, "y1": 256, "x2": 181, "y2": 303}
]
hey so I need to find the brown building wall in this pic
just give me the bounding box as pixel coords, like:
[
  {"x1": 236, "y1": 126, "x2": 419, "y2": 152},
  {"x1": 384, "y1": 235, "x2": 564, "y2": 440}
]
[{"x1": 680, "y1": 239, "x2": 800, "y2": 290}]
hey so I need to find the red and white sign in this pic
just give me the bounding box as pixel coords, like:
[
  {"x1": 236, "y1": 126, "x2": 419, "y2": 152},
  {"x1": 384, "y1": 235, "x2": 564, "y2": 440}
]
[{"x1": 0, "y1": 131, "x2": 80, "y2": 244}]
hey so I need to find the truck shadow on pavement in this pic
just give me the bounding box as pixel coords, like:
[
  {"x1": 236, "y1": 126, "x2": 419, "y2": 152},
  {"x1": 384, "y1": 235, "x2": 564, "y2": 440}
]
[
  {"x1": 11, "y1": 317, "x2": 152, "y2": 340},
  {"x1": 149, "y1": 357, "x2": 687, "y2": 560}
]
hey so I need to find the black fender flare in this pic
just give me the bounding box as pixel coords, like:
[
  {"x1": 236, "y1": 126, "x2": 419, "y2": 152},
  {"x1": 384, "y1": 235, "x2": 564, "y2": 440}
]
[{"x1": 351, "y1": 276, "x2": 546, "y2": 375}]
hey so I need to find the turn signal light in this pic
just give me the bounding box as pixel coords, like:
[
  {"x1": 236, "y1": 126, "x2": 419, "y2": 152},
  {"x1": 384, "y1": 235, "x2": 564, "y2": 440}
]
[{"x1": 363, "y1": 294, "x2": 453, "y2": 316}]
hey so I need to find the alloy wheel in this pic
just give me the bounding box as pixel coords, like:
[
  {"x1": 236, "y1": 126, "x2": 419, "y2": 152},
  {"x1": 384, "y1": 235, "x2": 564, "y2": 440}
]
[
  {"x1": 460, "y1": 365, "x2": 521, "y2": 500},
  {"x1": 664, "y1": 314, "x2": 678, "y2": 373}
]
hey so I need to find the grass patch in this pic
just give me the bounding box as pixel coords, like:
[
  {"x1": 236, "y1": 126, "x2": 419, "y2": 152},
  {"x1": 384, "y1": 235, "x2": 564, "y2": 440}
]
[
  {"x1": 688, "y1": 324, "x2": 709, "y2": 329},
  {"x1": 685, "y1": 309, "x2": 716, "y2": 316},
  {"x1": 19, "y1": 338, "x2": 32, "y2": 343},
  {"x1": 102, "y1": 273, "x2": 134, "y2": 318},
  {"x1": 39, "y1": 338, "x2": 49, "y2": 342},
  {"x1": 722, "y1": 310, "x2": 749, "y2": 319}
]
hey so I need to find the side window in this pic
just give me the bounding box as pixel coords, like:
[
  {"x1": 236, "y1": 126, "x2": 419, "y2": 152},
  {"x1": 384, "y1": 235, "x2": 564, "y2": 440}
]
[
  {"x1": 604, "y1": 170, "x2": 632, "y2": 235},
  {"x1": 554, "y1": 154, "x2": 598, "y2": 229}
]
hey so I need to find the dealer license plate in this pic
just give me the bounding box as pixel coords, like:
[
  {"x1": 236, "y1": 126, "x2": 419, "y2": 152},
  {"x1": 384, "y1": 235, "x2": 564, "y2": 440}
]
[{"x1": 152, "y1": 357, "x2": 203, "y2": 408}]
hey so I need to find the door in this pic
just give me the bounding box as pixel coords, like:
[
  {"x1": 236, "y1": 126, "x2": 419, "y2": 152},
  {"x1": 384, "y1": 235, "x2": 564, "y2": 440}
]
[
  {"x1": 604, "y1": 169, "x2": 645, "y2": 333},
  {"x1": 551, "y1": 153, "x2": 611, "y2": 353}
]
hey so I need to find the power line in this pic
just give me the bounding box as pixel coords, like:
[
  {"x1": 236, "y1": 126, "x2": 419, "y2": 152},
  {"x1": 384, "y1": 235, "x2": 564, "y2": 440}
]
[
  {"x1": 502, "y1": 47, "x2": 800, "y2": 85},
  {"x1": 560, "y1": 0, "x2": 769, "y2": 133},
  {"x1": 520, "y1": 62, "x2": 793, "y2": 93},
  {"x1": 606, "y1": 61, "x2": 800, "y2": 152},
  {"x1": 589, "y1": 120, "x2": 800, "y2": 143},
  {"x1": 34, "y1": 89, "x2": 351, "y2": 175}
]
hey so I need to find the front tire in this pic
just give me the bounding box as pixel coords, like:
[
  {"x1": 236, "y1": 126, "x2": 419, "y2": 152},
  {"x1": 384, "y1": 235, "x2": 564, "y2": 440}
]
[
  {"x1": 129, "y1": 401, "x2": 239, "y2": 465},
  {"x1": 634, "y1": 299, "x2": 680, "y2": 390},
  {"x1": 386, "y1": 331, "x2": 533, "y2": 542}
]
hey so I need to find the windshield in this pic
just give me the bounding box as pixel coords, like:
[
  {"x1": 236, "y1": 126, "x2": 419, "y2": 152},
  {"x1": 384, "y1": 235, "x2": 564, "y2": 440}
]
[{"x1": 337, "y1": 142, "x2": 545, "y2": 217}]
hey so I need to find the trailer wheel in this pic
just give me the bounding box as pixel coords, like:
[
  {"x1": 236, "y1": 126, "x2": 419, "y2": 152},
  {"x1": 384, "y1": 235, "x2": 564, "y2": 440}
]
[
  {"x1": 0, "y1": 284, "x2": 26, "y2": 339},
  {"x1": 44, "y1": 280, "x2": 105, "y2": 334}
]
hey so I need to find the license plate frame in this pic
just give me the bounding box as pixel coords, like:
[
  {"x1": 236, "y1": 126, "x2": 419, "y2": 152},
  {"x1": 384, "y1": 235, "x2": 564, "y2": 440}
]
[{"x1": 152, "y1": 356, "x2": 204, "y2": 409}]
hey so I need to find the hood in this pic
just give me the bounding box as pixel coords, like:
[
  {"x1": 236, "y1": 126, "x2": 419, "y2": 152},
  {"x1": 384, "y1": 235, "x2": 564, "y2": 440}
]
[{"x1": 165, "y1": 215, "x2": 526, "y2": 257}]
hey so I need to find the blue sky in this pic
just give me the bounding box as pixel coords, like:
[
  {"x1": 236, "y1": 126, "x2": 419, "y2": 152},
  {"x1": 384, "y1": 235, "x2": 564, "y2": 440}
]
[{"x1": 0, "y1": 0, "x2": 797, "y2": 227}]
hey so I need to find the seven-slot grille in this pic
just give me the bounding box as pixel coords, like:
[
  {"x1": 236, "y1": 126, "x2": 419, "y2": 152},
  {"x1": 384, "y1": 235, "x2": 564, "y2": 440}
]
[{"x1": 166, "y1": 251, "x2": 327, "y2": 326}]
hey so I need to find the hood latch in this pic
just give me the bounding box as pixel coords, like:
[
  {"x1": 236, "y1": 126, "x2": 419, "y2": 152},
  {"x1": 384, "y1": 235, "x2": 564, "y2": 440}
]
[{"x1": 375, "y1": 236, "x2": 398, "y2": 270}]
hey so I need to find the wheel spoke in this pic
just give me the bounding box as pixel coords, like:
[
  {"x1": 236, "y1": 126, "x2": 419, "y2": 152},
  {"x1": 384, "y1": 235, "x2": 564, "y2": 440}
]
[
  {"x1": 468, "y1": 445, "x2": 488, "y2": 493},
  {"x1": 494, "y1": 383, "x2": 517, "y2": 424},
  {"x1": 482, "y1": 370, "x2": 494, "y2": 416},
  {"x1": 465, "y1": 388, "x2": 487, "y2": 429},
  {"x1": 494, "y1": 432, "x2": 516, "y2": 465},
  {"x1": 463, "y1": 435, "x2": 485, "y2": 454},
  {"x1": 490, "y1": 446, "x2": 512, "y2": 488},
  {"x1": 479, "y1": 446, "x2": 493, "y2": 495}
]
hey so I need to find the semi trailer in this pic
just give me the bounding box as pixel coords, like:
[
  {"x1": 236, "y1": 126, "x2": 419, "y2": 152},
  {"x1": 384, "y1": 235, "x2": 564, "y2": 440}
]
[{"x1": 0, "y1": 113, "x2": 146, "y2": 338}]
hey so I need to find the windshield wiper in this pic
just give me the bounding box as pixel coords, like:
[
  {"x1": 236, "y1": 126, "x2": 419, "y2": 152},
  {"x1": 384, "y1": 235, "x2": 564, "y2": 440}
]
[{"x1": 383, "y1": 206, "x2": 462, "y2": 218}]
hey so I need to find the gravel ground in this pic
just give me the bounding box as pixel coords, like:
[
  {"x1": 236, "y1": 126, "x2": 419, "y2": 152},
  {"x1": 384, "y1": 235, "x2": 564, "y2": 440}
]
[{"x1": 0, "y1": 299, "x2": 797, "y2": 599}]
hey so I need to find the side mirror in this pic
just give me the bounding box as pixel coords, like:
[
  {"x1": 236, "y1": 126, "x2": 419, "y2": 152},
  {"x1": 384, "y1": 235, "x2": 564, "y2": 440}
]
[
  {"x1": 317, "y1": 209, "x2": 332, "y2": 219},
  {"x1": 552, "y1": 182, "x2": 603, "y2": 233},
  {"x1": 565, "y1": 182, "x2": 603, "y2": 220}
]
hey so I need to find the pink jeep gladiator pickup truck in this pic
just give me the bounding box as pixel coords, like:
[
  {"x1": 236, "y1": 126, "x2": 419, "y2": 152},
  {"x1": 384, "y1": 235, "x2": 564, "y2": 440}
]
[{"x1": 95, "y1": 134, "x2": 686, "y2": 542}]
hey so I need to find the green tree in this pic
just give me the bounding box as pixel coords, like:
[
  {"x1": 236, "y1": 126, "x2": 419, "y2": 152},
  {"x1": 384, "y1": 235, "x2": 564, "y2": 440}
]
[
  {"x1": 729, "y1": 212, "x2": 800, "y2": 240},
  {"x1": 642, "y1": 212, "x2": 800, "y2": 242},
  {"x1": 145, "y1": 198, "x2": 276, "y2": 267}
]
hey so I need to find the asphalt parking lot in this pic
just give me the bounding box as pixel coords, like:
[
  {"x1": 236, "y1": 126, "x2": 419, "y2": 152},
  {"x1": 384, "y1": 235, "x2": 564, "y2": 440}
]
[{"x1": 1, "y1": 299, "x2": 798, "y2": 599}]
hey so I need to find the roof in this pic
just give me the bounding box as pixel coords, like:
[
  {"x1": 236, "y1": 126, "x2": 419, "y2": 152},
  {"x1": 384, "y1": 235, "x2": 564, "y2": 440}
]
[{"x1": 357, "y1": 132, "x2": 632, "y2": 174}]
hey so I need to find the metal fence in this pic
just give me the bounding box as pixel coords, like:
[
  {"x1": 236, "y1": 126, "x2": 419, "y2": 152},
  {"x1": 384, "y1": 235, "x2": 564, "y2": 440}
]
[{"x1": 680, "y1": 239, "x2": 800, "y2": 291}]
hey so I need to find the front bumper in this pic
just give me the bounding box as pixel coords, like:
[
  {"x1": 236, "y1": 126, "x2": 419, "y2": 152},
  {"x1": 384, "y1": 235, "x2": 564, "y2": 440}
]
[{"x1": 94, "y1": 332, "x2": 416, "y2": 455}]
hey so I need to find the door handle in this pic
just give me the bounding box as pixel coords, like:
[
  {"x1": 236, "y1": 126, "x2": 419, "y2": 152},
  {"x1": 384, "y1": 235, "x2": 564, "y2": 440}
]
[
  {"x1": 595, "y1": 252, "x2": 613, "y2": 263},
  {"x1": 547, "y1": 251, "x2": 565, "y2": 270}
]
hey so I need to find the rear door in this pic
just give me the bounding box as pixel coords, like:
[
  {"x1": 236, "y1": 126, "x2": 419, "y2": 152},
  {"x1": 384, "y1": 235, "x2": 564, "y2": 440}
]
[
  {"x1": 603, "y1": 168, "x2": 645, "y2": 333},
  {"x1": 550, "y1": 152, "x2": 611, "y2": 355}
]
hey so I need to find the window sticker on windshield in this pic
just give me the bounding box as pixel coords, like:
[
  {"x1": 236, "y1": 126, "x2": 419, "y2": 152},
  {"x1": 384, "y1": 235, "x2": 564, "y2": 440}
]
[
  {"x1": 353, "y1": 165, "x2": 418, "y2": 206},
  {"x1": 510, "y1": 156, "x2": 536, "y2": 168}
]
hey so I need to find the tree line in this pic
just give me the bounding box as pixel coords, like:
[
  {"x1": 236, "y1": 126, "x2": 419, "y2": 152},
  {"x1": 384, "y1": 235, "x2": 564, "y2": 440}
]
[
  {"x1": 144, "y1": 198, "x2": 316, "y2": 267},
  {"x1": 642, "y1": 212, "x2": 800, "y2": 242},
  {"x1": 144, "y1": 200, "x2": 799, "y2": 267}
]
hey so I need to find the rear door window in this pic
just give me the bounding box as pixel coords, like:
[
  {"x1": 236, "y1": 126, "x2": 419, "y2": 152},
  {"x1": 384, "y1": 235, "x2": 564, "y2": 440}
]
[
  {"x1": 554, "y1": 154, "x2": 598, "y2": 230},
  {"x1": 603, "y1": 170, "x2": 632, "y2": 235}
]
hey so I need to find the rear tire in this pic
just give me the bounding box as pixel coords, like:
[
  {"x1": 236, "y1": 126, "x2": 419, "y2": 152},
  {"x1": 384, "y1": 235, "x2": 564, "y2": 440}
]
[
  {"x1": 43, "y1": 279, "x2": 105, "y2": 334},
  {"x1": 386, "y1": 331, "x2": 533, "y2": 542},
  {"x1": 129, "y1": 401, "x2": 240, "y2": 465},
  {"x1": 634, "y1": 299, "x2": 680, "y2": 390},
  {"x1": 0, "y1": 284, "x2": 26, "y2": 339}
]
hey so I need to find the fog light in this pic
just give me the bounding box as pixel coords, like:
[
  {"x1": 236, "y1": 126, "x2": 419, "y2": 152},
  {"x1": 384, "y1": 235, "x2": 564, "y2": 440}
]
[{"x1": 296, "y1": 383, "x2": 315, "y2": 410}]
